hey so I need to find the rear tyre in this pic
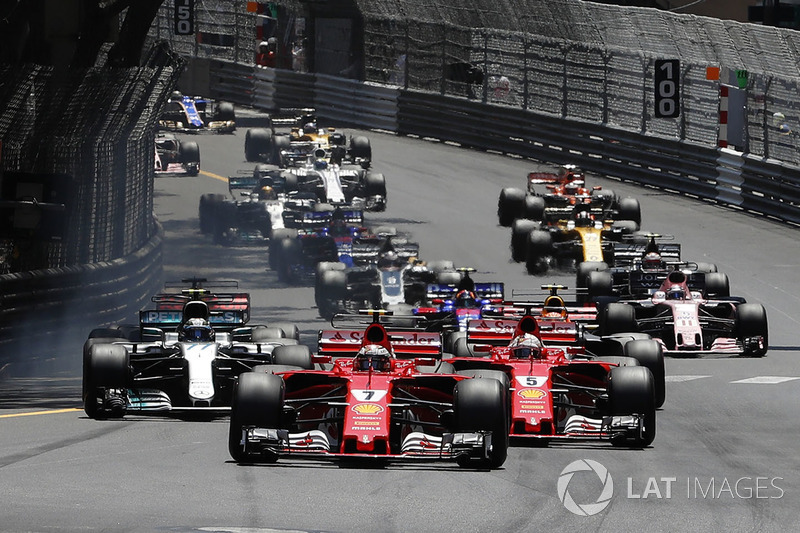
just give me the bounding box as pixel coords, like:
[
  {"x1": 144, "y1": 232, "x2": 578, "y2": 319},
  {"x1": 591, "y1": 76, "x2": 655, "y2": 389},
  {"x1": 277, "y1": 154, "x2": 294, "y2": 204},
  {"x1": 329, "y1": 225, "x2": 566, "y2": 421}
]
[
  {"x1": 497, "y1": 188, "x2": 525, "y2": 227},
  {"x1": 364, "y1": 172, "x2": 387, "y2": 198},
  {"x1": 269, "y1": 229, "x2": 298, "y2": 270},
  {"x1": 586, "y1": 270, "x2": 614, "y2": 301},
  {"x1": 511, "y1": 219, "x2": 539, "y2": 262},
  {"x1": 624, "y1": 339, "x2": 665, "y2": 408},
  {"x1": 521, "y1": 195, "x2": 545, "y2": 221},
  {"x1": 228, "y1": 372, "x2": 284, "y2": 463},
  {"x1": 245, "y1": 128, "x2": 272, "y2": 162},
  {"x1": 215, "y1": 101, "x2": 235, "y2": 122},
  {"x1": 704, "y1": 272, "x2": 730, "y2": 298},
  {"x1": 318, "y1": 269, "x2": 346, "y2": 319},
  {"x1": 617, "y1": 197, "x2": 641, "y2": 226},
  {"x1": 272, "y1": 135, "x2": 291, "y2": 165},
  {"x1": 272, "y1": 345, "x2": 313, "y2": 369},
  {"x1": 251, "y1": 327, "x2": 286, "y2": 342},
  {"x1": 525, "y1": 230, "x2": 552, "y2": 275},
  {"x1": 350, "y1": 136, "x2": 372, "y2": 162},
  {"x1": 601, "y1": 302, "x2": 637, "y2": 335},
  {"x1": 199, "y1": 193, "x2": 225, "y2": 234}
]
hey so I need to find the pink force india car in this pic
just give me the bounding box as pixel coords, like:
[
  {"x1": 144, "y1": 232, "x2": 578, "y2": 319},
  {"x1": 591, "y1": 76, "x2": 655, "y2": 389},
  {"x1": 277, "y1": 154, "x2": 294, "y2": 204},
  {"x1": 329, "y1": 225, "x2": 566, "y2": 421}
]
[
  {"x1": 596, "y1": 268, "x2": 768, "y2": 357},
  {"x1": 448, "y1": 311, "x2": 657, "y2": 447},
  {"x1": 227, "y1": 312, "x2": 509, "y2": 468}
]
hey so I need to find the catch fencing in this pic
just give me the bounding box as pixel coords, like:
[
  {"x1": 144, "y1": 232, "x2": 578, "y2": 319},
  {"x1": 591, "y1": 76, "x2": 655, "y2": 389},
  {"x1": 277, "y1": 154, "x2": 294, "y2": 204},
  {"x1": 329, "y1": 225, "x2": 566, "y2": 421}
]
[
  {"x1": 151, "y1": 0, "x2": 800, "y2": 166},
  {"x1": 0, "y1": 44, "x2": 183, "y2": 360}
]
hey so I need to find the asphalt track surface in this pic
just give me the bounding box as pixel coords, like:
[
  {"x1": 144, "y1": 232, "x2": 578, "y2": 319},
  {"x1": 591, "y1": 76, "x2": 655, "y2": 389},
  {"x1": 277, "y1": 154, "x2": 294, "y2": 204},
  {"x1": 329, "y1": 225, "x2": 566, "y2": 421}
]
[{"x1": 1, "y1": 112, "x2": 799, "y2": 532}]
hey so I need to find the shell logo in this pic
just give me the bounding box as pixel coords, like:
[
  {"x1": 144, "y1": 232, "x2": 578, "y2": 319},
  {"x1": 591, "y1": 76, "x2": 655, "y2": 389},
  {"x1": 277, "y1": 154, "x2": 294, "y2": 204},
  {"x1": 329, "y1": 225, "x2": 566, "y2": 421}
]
[
  {"x1": 352, "y1": 403, "x2": 384, "y2": 415},
  {"x1": 518, "y1": 389, "x2": 547, "y2": 400}
]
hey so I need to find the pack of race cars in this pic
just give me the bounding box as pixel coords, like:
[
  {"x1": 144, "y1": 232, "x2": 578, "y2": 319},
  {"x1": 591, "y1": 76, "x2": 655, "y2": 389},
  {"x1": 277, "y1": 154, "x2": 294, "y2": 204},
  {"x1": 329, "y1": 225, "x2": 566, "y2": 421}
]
[{"x1": 81, "y1": 118, "x2": 769, "y2": 470}]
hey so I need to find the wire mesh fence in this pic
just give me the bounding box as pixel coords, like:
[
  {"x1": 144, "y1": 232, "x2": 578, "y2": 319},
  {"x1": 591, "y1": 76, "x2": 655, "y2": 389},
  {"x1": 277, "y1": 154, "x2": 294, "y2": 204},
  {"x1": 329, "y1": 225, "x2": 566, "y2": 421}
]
[
  {"x1": 148, "y1": 0, "x2": 800, "y2": 165},
  {"x1": 0, "y1": 43, "x2": 184, "y2": 270}
]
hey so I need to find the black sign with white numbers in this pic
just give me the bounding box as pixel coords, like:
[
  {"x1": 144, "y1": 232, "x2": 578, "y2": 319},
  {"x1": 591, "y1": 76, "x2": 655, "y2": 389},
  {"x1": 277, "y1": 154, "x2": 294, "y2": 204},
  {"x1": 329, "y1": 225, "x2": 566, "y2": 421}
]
[
  {"x1": 654, "y1": 59, "x2": 680, "y2": 118},
  {"x1": 174, "y1": 0, "x2": 194, "y2": 35}
]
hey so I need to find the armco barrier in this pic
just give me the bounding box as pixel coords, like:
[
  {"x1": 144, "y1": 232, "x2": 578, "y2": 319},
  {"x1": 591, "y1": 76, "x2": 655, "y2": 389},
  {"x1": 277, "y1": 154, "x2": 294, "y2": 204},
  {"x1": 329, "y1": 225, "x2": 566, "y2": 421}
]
[
  {"x1": 200, "y1": 57, "x2": 800, "y2": 225},
  {"x1": 0, "y1": 222, "x2": 163, "y2": 373}
]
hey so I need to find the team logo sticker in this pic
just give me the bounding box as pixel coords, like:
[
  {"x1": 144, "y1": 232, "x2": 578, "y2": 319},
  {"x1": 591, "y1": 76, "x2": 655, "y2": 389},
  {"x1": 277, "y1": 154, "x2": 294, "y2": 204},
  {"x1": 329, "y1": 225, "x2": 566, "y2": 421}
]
[
  {"x1": 352, "y1": 403, "x2": 384, "y2": 415},
  {"x1": 518, "y1": 389, "x2": 547, "y2": 400}
]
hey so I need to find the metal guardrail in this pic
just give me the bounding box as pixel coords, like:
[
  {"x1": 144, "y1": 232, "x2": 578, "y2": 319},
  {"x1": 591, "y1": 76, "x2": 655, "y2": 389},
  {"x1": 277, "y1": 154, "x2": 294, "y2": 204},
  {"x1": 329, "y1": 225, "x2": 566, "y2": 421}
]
[
  {"x1": 0, "y1": 221, "x2": 164, "y2": 370},
  {"x1": 204, "y1": 59, "x2": 800, "y2": 228}
]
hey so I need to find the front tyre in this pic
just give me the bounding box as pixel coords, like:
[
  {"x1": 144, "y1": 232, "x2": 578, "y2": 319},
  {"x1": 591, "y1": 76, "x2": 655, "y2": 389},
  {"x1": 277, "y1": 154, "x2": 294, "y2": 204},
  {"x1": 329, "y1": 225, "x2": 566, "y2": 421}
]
[
  {"x1": 453, "y1": 378, "x2": 508, "y2": 469},
  {"x1": 228, "y1": 372, "x2": 285, "y2": 463},
  {"x1": 609, "y1": 366, "x2": 656, "y2": 447}
]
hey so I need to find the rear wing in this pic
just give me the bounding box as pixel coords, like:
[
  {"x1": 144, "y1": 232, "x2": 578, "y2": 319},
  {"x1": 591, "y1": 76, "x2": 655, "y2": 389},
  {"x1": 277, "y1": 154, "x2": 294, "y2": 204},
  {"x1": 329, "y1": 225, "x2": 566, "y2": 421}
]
[
  {"x1": 527, "y1": 171, "x2": 563, "y2": 184},
  {"x1": 426, "y1": 282, "x2": 505, "y2": 302},
  {"x1": 465, "y1": 317, "x2": 582, "y2": 346},
  {"x1": 139, "y1": 309, "x2": 248, "y2": 330},
  {"x1": 628, "y1": 269, "x2": 706, "y2": 294},
  {"x1": 613, "y1": 242, "x2": 681, "y2": 267},
  {"x1": 318, "y1": 329, "x2": 442, "y2": 358},
  {"x1": 228, "y1": 175, "x2": 259, "y2": 192}
]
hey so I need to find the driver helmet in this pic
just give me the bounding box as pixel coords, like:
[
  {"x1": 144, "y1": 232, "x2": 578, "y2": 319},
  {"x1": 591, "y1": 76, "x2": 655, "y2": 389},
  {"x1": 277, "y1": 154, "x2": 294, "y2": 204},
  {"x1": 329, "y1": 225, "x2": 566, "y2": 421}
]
[
  {"x1": 330, "y1": 214, "x2": 348, "y2": 235},
  {"x1": 313, "y1": 159, "x2": 328, "y2": 171},
  {"x1": 542, "y1": 296, "x2": 567, "y2": 319},
  {"x1": 258, "y1": 185, "x2": 275, "y2": 200},
  {"x1": 355, "y1": 344, "x2": 392, "y2": 372},
  {"x1": 575, "y1": 210, "x2": 594, "y2": 227},
  {"x1": 643, "y1": 252, "x2": 663, "y2": 270},
  {"x1": 454, "y1": 289, "x2": 478, "y2": 308},
  {"x1": 667, "y1": 285, "x2": 685, "y2": 300},
  {"x1": 258, "y1": 40, "x2": 269, "y2": 52},
  {"x1": 170, "y1": 90, "x2": 183, "y2": 101},
  {"x1": 180, "y1": 318, "x2": 215, "y2": 342},
  {"x1": 508, "y1": 334, "x2": 543, "y2": 360},
  {"x1": 303, "y1": 122, "x2": 317, "y2": 135},
  {"x1": 378, "y1": 250, "x2": 399, "y2": 268}
]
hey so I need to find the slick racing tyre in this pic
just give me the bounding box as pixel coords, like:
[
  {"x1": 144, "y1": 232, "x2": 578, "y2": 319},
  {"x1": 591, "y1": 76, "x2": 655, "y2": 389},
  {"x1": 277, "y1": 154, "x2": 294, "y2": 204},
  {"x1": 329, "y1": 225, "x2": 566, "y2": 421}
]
[
  {"x1": 704, "y1": 272, "x2": 730, "y2": 298},
  {"x1": 229, "y1": 372, "x2": 285, "y2": 463},
  {"x1": 609, "y1": 366, "x2": 656, "y2": 447},
  {"x1": 317, "y1": 269, "x2": 346, "y2": 320},
  {"x1": 272, "y1": 345, "x2": 314, "y2": 369},
  {"x1": 83, "y1": 343, "x2": 129, "y2": 419},
  {"x1": 525, "y1": 230, "x2": 552, "y2": 275},
  {"x1": 624, "y1": 339, "x2": 665, "y2": 408},
  {"x1": 497, "y1": 187, "x2": 525, "y2": 227},
  {"x1": 586, "y1": 270, "x2": 614, "y2": 301},
  {"x1": 350, "y1": 136, "x2": 372, "y2": 162},
  {"x1": 735, "y1": 303, "x2": 768, "y2": 357},
  {"x1": 600, "y1": 302, "x2": 637, "y2": 335},
  {"x1": 199, "y1": 193, "x2": 225, "y2": 234},
  {"x1": 453, "y1": 378, "x2": 509, "y2": 469},
  {"x1": 617, "y1": 197, "x2": 641, "y2": 226},
  {"x1": 245, "y1": 128, "x2": 272, "y2": 162},
  {"x1": 215, "y1": 101, "x2": 235, "y2": 122},
  {"x1": 269, "y1": 229, "x2": 298, "y2": 270},
  {"x1": 511, "y1": 219, "x2": 539, "y2": 263}
]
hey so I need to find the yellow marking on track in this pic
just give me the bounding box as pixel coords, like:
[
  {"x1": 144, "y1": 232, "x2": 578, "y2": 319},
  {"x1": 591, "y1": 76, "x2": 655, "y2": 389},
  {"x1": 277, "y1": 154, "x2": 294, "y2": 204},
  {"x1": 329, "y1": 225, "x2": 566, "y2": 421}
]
[
  {"x1": 0, "y1": 408, "x2": 82, "y2": 419},
  {"x1": 200, "y1": 169, "x2": 229, "y2": 182}
]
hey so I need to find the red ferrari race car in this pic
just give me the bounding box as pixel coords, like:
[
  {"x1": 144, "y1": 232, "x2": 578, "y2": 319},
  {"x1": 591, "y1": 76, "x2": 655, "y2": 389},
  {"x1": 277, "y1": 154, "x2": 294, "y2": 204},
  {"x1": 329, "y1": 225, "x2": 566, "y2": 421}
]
[
  {"x1": 596, "y1": 269, "x2": 768, "y2": 357},
  {"x1": 457, "y1": 285, "x2": 664, "y2": 408},
  {"x1": 447, "y1": 311, "x2": 658, "y2": 447},
  {"x1": 498, "y1": 164, "x2": 641, "y2": 229},
  {"x1": 227, "y1": 312, "x2": 509, "y2": 468}
]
